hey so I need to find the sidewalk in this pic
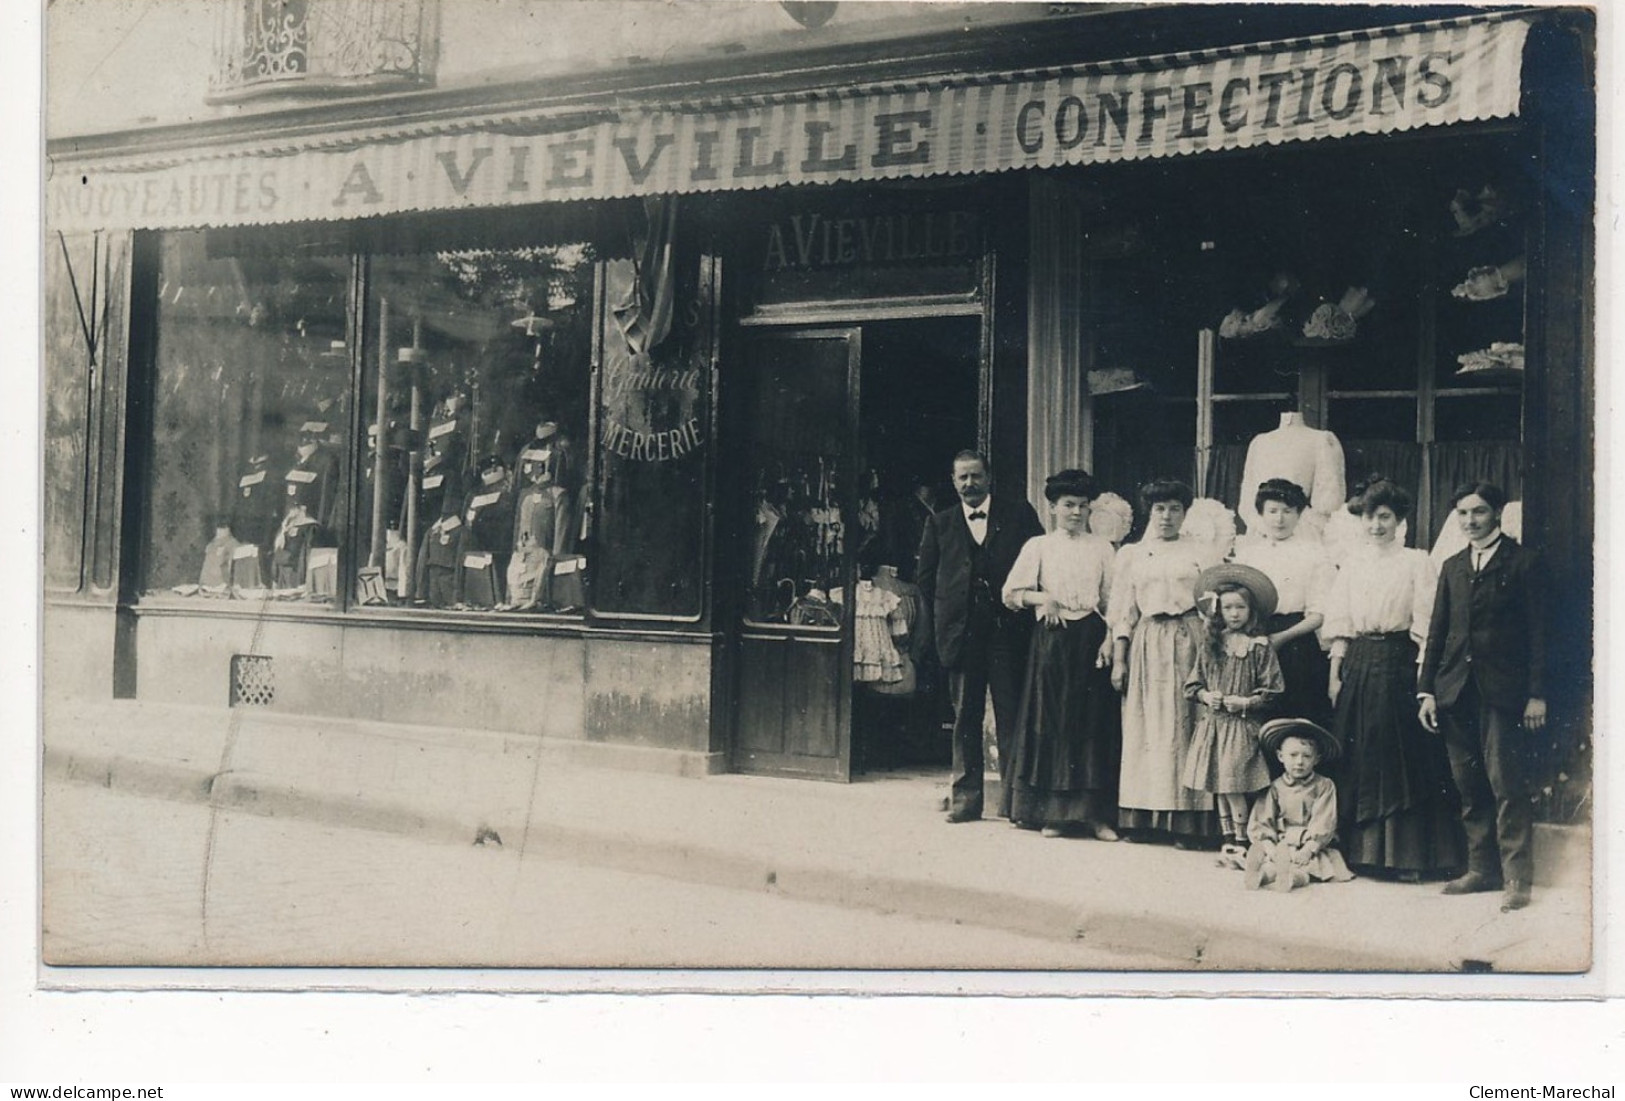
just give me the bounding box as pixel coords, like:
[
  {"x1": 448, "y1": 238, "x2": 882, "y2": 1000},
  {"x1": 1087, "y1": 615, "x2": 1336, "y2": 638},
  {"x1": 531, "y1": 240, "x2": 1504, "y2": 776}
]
[{"x1": 41, "y1": 697, "x2": 1594, "y2": 974}]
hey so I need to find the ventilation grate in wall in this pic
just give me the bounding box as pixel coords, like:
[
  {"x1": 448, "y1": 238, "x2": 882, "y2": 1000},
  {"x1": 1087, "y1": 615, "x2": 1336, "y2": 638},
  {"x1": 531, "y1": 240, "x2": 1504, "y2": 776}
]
[{"x1": 229, "y1": 654, "x2": 275, "y2": 707}]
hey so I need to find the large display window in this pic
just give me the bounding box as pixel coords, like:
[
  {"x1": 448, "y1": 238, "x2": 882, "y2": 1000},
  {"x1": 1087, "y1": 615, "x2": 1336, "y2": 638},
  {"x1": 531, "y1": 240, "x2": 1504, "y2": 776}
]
[
  {"x1": 136, "y1": 219, "x2": 619, "y2": 619},
  {"x1": 356, "y1": 246, "x2": 593, "y2": 613},
  {"x1": 1079, "y1": 131, "x2": 1526, "y2": 549},
  {"x1": 135, "y1": 210, "x2": 720, "y2": 624},
  {"x1": 139, "y1": 230, "x2": 353, "y2": 601}
]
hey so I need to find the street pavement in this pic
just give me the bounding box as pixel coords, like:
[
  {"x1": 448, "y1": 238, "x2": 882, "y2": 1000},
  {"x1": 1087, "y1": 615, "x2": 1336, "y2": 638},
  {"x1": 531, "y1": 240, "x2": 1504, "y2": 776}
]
[
  {"x1": 42, "y1": 780, "x2": 1174, "y2": 970},
  {"x1": 40, "y1": 698, "x2": 1595, "y2": 975}
]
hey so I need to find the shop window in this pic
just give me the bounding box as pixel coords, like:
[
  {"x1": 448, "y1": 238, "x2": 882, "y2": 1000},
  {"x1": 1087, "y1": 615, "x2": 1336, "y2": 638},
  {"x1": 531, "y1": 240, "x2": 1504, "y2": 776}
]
[
  {"x1": 140, "y1": 231, "x2": 352, "y2": 601},
  {"x1": 591, "y1": 242, "x2": 715, "y2": 622},
  {"x1": 356, "y1": 246, "x2": 594, "y2": 614}
]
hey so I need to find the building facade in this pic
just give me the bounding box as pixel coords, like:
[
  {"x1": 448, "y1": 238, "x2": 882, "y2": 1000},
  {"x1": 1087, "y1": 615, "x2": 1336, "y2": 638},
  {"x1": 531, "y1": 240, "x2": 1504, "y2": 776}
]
[{"x1": 43, "y1": 2, "x2": 1594, "y2": 809}]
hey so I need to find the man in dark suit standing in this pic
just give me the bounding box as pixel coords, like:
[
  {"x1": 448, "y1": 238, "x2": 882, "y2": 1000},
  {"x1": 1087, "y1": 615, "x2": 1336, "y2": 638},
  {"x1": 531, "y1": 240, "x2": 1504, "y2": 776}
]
[
  {"x1": 1419, "y1": 482, "x2": 1547, "y2": 911},
  {"x1": 916, "y1": 450, "x2": 1045, "y2": 823}
]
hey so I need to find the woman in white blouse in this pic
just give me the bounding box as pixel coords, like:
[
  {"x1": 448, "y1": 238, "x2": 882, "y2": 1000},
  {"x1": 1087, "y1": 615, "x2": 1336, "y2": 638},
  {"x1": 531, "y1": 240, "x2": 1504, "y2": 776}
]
[
  {"x1": 1232, "y1": 478, "x2": 1335, "y2": 728},
  {"x1": 1001, "y1": 470, "x2": 1121, "y2": 839},
  {"x1": 1107, "y1": 479, "x2": 1222, "y2": 845},
  {"x1": 1323, "y1": 478, "x2": 1467, "y2": 880}
]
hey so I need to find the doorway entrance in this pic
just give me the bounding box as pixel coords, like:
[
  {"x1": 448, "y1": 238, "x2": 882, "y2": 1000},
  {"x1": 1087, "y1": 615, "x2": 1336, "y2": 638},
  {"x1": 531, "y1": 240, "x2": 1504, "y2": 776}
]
[{"x1": 729, "y1": 314, "x2": 981, "y2": 780}]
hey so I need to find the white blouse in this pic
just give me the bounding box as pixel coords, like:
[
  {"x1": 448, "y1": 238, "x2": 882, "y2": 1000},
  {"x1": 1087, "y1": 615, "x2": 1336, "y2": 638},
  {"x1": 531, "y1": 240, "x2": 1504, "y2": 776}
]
[
  {"x1": 1232, "y1": 534, "x2": 1333, "y2": 617},
  {"x1": 1003, "y1": 530, "x2": 1115, "y2": 622},
  {"x1": 1108, "y1": 534, "x2": 1222, "y2": 640},
  {"x1": 1321, "y1": 540, "x2": 1439, "y2": 659}
]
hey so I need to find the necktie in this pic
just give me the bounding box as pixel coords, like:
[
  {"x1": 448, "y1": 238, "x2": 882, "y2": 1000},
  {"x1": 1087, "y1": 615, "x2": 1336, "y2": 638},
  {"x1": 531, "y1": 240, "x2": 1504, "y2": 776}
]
[{"x1": 967, "y1": 510, "x2": 987, "y2": 521}]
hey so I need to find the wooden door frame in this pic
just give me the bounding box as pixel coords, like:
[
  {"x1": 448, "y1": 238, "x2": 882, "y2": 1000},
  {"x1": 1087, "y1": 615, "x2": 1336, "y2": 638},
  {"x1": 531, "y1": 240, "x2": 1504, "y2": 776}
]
[{"x1": 725, "y1": 325, "x2": 862, "y2": 780}]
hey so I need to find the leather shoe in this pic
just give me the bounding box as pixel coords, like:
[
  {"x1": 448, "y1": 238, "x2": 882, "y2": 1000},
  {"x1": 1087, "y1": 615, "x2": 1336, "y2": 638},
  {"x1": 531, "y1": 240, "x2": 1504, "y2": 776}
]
[
  {"x1": 945, "y1": 809, "x2": 982, "y2": 824},
  {"x1": 1500, "y1": 881, "x2": 1532, "y2": 912},
  {"x1": 1441, "y1": 871, "x2": 1503, "y2": 896}
]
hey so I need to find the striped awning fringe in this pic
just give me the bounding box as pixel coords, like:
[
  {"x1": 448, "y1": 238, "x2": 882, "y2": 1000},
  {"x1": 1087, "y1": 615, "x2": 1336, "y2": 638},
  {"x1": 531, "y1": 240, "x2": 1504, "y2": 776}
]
[{"x1": 47, "y1": 11, "x2": 1533, "y2": 232}]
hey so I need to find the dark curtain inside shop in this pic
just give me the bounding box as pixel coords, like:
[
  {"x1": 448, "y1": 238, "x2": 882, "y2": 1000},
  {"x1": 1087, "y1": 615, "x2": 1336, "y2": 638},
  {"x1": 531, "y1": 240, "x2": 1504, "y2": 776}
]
[
  {"x1": 1203, "y1": 443, "x2": 1246, "y2": 513},
  {"x1": 1341, "y1": 439, "x2": 1424, "y2": 546},
  {"x1": 1206, "y1": 441, "x2": 1426, "y2": 527}
]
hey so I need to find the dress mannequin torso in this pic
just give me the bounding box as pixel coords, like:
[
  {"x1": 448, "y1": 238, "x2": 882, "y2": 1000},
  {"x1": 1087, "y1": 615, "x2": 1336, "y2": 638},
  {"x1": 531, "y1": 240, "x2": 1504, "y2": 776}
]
[{"x1": 1238, "y1": 412, "x2": 1346, "y2": 537}]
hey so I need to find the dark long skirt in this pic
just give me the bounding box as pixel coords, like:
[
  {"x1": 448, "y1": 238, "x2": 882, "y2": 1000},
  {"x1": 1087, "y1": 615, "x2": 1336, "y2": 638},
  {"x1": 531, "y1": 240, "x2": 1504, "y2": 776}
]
[
  {"x1": 1268, "y1": 612, "x2": 1331, "y2": 728},
  {"x1": 1007, "y1": 614, "x2": 1121, "y2": 828},
  {"x1": 1332, "y1": 633, "x2": 1467, "y2": 876}
]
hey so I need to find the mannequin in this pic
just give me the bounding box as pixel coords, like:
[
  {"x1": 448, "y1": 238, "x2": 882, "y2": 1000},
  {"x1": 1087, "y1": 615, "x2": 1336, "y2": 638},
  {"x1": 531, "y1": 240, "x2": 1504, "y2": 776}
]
[
  {"x1": 459, "y1": 455, "x2": 514, "y2": 608},
  {"x1": 1237, "y1": 410, "x2": 1346, "y2": 538},
  {"x1": 426, "y1": 391, "x2": 472, "y2": 486},
  {"x1": 532, "y1": 420, "x2": 581, "y2": 551},
  {"x1": 285, "y1": 422, "x2": 340, "y2": 530},
  {"x1": 230, "y1": 453, "x2": 278, "y2": 555},
  {"x1": 271, "y1": 502, "x2": 321, "y2": 591},
  {"x1": 198, "y1": 522, "x2": 240, "y2": 592},
  {"x1": 414, "y1": 492, "x2": 466, "y2": 608},
  {"x1": 506, "y1": 446, "x2": 573, "y2": 609}
]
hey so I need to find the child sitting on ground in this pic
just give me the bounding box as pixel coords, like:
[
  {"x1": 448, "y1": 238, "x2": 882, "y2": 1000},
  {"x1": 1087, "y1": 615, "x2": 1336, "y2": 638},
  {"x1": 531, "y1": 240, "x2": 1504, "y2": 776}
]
[{"x1": 1245, "y1": 718, "x2": 1357, "y2": 892}]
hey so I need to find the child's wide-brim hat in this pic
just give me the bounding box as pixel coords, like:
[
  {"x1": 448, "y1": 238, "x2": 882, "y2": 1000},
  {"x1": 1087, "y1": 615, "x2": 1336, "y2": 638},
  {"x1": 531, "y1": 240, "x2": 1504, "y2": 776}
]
[
  {"x1": 1194, "y1": 562, "x2": 1278, "y2": 620},
  {"x1": 1259, "y1": 718, "x2": 1341, "y2": 764}
]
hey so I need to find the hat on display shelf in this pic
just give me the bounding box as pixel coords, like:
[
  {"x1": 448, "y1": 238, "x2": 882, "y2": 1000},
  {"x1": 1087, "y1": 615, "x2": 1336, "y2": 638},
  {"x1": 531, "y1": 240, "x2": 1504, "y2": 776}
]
[
  {"x1": 1298, "y1": 286, "x2": 1374, "y2": 345},
  {"x1": 1087, "y1": 492, "x2": 1134, "y2": 545}
]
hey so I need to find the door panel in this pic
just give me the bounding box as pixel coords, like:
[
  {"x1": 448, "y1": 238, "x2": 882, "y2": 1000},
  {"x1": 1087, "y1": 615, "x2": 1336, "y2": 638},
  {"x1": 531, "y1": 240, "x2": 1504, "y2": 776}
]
[
  {"x1": 732, "y1": 328, "x2": 859, "y2": 780},
  {"x1": 736, "y1": 634, "x2": 787, "y2": 756}
]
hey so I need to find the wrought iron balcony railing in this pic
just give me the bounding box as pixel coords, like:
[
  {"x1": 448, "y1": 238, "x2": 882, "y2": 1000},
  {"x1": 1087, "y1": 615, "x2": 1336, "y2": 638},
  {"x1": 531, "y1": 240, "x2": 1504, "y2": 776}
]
[{"x1": 209, "y1": 0, "x2": 438, "y2": 103}]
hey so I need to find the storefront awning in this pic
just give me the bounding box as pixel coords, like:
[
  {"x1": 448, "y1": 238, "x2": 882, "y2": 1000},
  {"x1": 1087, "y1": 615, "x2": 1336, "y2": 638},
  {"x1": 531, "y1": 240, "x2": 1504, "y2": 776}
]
[{"x1": 47, "y1": 12, "x2": 1532, "y2": 233}]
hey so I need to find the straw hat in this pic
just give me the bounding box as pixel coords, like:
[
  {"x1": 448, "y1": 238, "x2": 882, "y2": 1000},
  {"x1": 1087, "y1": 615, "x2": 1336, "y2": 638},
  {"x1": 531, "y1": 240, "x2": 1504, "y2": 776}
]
[
  {"x1": 1259, "y1": 718, "x2": 1341, "y2": 764},
  {"x1": 1193, "y1": 562, "x2": 1278, "y2": 620}
]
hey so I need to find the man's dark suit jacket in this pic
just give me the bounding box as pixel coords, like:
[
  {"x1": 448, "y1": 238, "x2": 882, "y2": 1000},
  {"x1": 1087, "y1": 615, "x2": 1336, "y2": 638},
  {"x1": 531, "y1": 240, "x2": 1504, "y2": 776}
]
[
  {"x1": 915, "y1": 495, "x2": 1044, "y2": 669},
  {"x1": 1419, "y1": 537, "x2": 1547, "y2": 712}
]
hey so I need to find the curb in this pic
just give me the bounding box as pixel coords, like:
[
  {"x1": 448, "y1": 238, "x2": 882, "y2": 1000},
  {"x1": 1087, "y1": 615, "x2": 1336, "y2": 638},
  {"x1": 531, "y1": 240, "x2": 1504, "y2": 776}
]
[{"x1": 47, "y1": 747, "x2": 1454, "y2": 971}]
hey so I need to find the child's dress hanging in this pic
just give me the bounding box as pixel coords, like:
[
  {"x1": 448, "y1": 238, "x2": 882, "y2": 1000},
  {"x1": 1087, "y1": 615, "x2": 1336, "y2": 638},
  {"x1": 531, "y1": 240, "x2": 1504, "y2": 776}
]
[{"x1": 853, "y1": 579, "x2": 907, "y2": 684}]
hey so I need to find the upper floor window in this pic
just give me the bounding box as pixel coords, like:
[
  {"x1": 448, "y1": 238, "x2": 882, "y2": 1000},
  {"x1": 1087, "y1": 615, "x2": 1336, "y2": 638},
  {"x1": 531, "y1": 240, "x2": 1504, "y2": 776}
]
[{"x1": 209, "y1": 0, "x2": 438, "y2": 102}]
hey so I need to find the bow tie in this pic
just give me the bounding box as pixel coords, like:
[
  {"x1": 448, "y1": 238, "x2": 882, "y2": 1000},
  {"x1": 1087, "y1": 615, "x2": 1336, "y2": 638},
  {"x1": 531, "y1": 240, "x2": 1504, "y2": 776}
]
[{"x1": 967, "y1": 510, "x2": 987, "y2": 521}]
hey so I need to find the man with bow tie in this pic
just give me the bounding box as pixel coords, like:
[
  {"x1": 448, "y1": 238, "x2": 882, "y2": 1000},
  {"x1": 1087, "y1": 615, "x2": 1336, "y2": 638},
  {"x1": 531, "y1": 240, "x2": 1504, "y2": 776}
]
[
  {"x1": 1419, "y1": 482, "x2": 1548, "y2": 912},
  {"x1": 916, "y1": 450, "x2": 1044, "y2": 823}
]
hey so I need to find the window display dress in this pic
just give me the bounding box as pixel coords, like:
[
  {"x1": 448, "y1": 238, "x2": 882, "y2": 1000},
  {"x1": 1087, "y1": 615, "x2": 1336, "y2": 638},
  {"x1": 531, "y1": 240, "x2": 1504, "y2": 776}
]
[
  {"x1": 1109, "y1": 534, "x2": 1222, "y2": 838},
  {"x1": 1002, "y1": 529, "x2": 1121, "y2": 829},
  {"x1": 1232, "y1": 533, "x2": 1334, "y2": 728},
  {"x1": 1322, "y1": 539, "x2": 1467, "y2": 876},
  {"x1": 460, "y1": 476, "x2": 514, "y2": 608},
  {"x1": 1237, "y1": 415, "x2": 1346, "y2": 540},
  {"x1": 508, "y1": 478, "x2": 571, "y2": 609},
  {"x1": 414, "y1": 497, "x2": 466, "y2": 608}
]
